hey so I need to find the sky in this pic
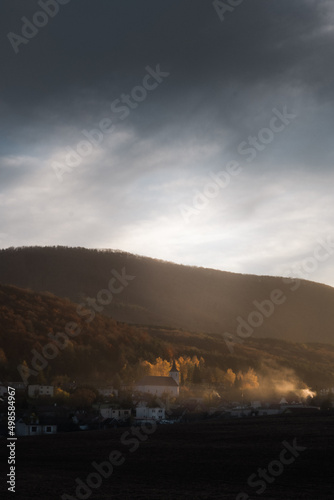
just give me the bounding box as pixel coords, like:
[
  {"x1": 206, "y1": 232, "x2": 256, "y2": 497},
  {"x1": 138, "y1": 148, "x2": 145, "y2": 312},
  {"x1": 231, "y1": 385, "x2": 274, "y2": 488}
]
[{"x1": 1, "y1": 0, "x2": 334, "y2": 286}]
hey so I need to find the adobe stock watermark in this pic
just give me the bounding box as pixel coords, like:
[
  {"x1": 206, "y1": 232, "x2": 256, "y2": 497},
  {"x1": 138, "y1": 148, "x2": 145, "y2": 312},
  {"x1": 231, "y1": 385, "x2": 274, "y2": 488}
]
[
  {"x1": 236, "y1": 438, "x2": 307, "y2": 499},
  {"x1": 223, "y1": 288, "x2": 287, "y2": 354},
  {"x1": 61, "y1": 420, "x2": 157, "y2": 500},
  {"x1": 179, "y1": 106, "x2": 296, "y2": 223},
  {"x1": 17, "y1": 267, "x2": 135, "y2": 385},
  {"x1": 237, "y1": 106, "x2": 296, "y2": 163},
  {"x1": 282, "y1": 235, "x2": 334, "y2": 283},
  {"x1": 52, "y1": 64, "x2": 170, "y2": 182},
  {"x1": 7, "y1": 0, "x2": 71, "y2": 55},
  {"x1": 224, "y1": 236, "x2": 334, "y2": 353},
  {"x1": 213, "y1": 0, "x2": 245, "y2": 22},
  {"x1": 179, "y1": 161, "x2": 242, "y2": 223}
]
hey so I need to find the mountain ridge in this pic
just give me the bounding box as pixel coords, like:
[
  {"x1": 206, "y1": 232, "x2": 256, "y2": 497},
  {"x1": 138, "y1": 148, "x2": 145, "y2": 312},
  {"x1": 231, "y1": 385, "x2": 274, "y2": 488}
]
[{"x1": 0, "y1": 246, "x2": 333, "y2": 345}]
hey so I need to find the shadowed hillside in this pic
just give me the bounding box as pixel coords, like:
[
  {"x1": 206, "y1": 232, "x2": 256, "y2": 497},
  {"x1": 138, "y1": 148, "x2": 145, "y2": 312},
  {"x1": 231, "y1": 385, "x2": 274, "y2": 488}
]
[
  {"x1": 0, "y1": 246, "x2": 333, "y2": 344},
  {"x1": 1, "y1": 284, "x2": 334, "y2": 389}
]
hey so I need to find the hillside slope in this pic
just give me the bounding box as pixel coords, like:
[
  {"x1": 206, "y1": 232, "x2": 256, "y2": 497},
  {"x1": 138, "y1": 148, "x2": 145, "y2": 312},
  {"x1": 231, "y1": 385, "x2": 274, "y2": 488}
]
[
  {"x1": 1, "y1": 284, "x2": 334, "y2": 389},
  {"x1": 0, "y1": 246, "x2": 333, "y2": 344}
]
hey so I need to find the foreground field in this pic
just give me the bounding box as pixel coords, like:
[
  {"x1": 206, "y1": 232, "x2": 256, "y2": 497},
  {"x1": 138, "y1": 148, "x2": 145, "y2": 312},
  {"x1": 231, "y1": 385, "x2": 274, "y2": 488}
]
[{"x1": 1, "y1": 415, "x2": 333, "y2": 499}]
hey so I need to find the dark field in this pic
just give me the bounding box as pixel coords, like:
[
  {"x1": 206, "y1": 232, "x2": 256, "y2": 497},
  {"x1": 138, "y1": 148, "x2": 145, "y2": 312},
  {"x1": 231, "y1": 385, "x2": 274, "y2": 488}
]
[{"x1": 1, "y1": 415, "x2": 333, "y2": 499}]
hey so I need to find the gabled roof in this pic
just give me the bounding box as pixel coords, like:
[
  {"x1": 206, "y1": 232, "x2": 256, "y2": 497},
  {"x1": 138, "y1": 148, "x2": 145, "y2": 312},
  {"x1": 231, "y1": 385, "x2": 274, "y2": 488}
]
[{"x1": 135, "y1": 376, "x2": 178, "y2": 387}]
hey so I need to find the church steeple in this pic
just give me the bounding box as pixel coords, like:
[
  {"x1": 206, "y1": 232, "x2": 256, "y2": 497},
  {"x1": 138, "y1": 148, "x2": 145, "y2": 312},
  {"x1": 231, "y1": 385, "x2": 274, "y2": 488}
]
[{"x1": 169, "y1": 360, "x2": 180, "y2": 385}]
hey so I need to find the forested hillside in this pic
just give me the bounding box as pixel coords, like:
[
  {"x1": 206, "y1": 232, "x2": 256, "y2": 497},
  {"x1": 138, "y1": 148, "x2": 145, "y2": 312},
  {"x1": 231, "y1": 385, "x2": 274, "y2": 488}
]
[
  {"x1": 0, "y1": 246, "x2": 334, "y2": 345},
  {"x1": 1, "y1": 284, "x2": 334, "y2": 391}
]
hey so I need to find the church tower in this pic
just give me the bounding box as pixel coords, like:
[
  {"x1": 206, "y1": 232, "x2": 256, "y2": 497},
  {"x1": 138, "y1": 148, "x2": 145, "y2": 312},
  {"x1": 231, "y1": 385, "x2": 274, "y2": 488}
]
[{"x1": 169, "y1": 360, "x2": 180, "y2": 386}]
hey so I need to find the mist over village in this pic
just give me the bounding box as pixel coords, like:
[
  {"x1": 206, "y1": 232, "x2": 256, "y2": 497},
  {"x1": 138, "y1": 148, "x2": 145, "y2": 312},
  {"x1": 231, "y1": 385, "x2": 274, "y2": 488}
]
[{"x1": 1, "y1": 1, "x2": 334, "y2": 499}]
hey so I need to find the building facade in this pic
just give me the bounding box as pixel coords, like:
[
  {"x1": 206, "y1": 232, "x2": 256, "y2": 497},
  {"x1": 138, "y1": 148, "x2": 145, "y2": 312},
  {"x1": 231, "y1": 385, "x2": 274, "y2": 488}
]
[
  {"x1": 135, "y1": 406, "x2": 166, "y2": 420},
  {"x1": 28, "y1": 385, "x2": 54, "y2": 398},
  {"x1": 135, "y1": 361, "x2": 180, "y2": 397}
]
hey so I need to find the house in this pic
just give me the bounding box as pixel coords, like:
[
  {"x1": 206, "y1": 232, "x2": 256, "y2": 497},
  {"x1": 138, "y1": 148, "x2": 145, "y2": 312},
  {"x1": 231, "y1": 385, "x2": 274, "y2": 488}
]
[
  {"x1": 135, "y1": 361, "x2": 180, "y2": 397},
  {"x1": 135, "y1": 404, "x2": 165, "y2": 421},
  {"x1": 6, "y1": 382, "x2": 26, "y2": 391},
  {"x1": 28, "y1": 385, "x2": 54, "y2": 398},
  {"x1": 255, "y1": 406, "x2": 281, "y2": 416},
  {"x1": 16, "y1": 419, "x2": 57, "y2": 436},
  {"x1": 229, "y1": 406, "x2": 252, "y2": 418},
  {"x1": 319, "y1": 387, "x2": 334, "y2": 395},
  {"x1": 100, "y1": 408, "x2": 131, "y2": 420}
]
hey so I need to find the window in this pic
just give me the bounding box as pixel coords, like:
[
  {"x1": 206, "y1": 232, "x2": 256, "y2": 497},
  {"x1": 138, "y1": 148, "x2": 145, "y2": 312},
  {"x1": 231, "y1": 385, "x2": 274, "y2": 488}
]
[
  {"x1": 31, "y1": 426, "x2": 37, "y2": 432},
  {"x1": 158, "y1": 409, "x2": 162, "y2": 413},
  {"x1": 46, "y1": 426, "x2": 52, "y2": 433}
]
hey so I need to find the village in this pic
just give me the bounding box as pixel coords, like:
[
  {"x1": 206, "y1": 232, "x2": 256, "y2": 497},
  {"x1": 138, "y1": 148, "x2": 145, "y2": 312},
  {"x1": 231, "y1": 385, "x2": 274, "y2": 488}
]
[{"x1": 0, "y1": 361, "x2": 330, "y2": 438}]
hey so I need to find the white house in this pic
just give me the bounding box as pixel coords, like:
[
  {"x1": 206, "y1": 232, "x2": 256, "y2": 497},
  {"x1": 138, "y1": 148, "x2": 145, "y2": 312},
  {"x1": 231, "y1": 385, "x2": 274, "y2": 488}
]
[
  {"x1": 28, "y1": 385, "x2": 54, "y2": 398},
  {"x1": 135, "y1": 406, "x2": 165, "y2": 420},
  {"x1": 100, "y1": 408, "x2": 131, "y2": 420},
  {"x1": 16, "y1": 420, "x2": 57, "y2": 436},
  {"x1": 230, "y1": 406, "x2": 251, "y2": 418},
  {"x1": 135, "y1": 361, "x2": 180, "y2": 397}
]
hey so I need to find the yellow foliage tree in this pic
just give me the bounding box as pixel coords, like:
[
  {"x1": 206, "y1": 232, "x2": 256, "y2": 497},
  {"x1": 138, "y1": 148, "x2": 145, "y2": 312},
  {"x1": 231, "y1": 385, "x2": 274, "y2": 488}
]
[
  {"x1": 140, "y1": 357, "x2": 171, "y2": 376},
  {"x1": 237, "y1": 368, "x2": 259, "y2": 390},
  {"x1": 139, "y1": 355, "x2": 204, "y2": 383},
  {"x1": 224, "y1": 368, "x2": 236, "y2": 387},
  {"x1": 55, "y1": 387, "x2": 70, "y2": 400}
]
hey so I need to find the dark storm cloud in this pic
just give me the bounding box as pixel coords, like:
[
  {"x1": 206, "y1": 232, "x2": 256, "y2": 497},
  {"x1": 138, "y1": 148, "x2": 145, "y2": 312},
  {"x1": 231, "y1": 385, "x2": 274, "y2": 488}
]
[
  {"x1": 0, "y1": 0, "x2": 333, "y2": 175},
  {"x1": 1, "y1": 0, "x2": 334, "y2": 285},
  {"x1": 1, "y1": 0, "x2": 333, "y2": 121}
]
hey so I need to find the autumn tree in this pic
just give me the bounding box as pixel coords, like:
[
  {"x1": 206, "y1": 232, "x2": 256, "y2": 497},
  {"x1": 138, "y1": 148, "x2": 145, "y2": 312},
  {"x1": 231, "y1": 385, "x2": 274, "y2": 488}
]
[
  {"x1": 223, "y1": 368, "x2": 236, "y2": 387},
  {"x1": 236, "y1": 368, "x2": 259, "y2": 391}
]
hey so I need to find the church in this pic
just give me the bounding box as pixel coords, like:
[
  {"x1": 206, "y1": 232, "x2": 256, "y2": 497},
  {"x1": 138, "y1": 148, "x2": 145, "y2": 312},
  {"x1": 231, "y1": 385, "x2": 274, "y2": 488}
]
[{"x1": 135, "y1": 361, "x2": 180, "y2": 397}]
